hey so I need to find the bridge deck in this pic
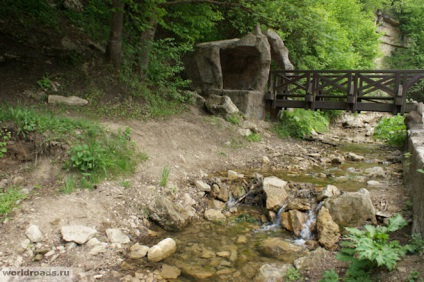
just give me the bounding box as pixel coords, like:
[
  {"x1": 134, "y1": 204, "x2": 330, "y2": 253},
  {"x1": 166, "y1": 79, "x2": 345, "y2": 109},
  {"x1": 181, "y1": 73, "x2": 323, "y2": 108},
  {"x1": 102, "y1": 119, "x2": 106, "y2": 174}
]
[{"x1": 267, "y1": 70, "x2": 424, "y2": 114}]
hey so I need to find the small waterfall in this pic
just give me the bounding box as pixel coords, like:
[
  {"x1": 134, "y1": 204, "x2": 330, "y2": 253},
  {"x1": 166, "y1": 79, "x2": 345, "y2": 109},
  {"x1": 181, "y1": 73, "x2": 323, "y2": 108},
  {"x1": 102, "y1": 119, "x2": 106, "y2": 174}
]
[
  {"x1": 273, "y1": 203, "x2": 287, "y2": 225},
  {"x1": 226, "y1": 194, "x2": 236, "y2": 208},
  {"x1": 260, "y1": 203, "x2": 287, "y2": 231},
  {"x1": 295, "y1": 202, "x2": 324, "y2": 245}
]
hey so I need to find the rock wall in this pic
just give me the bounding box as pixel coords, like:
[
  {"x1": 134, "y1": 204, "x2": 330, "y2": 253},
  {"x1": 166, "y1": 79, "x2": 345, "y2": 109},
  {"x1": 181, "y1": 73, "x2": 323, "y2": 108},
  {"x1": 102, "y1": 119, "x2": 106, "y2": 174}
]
[
  {"x1": 405, "y1": 103, "x2": 424, "y2": 237},
  {"x1": 375, "y1": 12, "x2": 405, "y2": 68}
]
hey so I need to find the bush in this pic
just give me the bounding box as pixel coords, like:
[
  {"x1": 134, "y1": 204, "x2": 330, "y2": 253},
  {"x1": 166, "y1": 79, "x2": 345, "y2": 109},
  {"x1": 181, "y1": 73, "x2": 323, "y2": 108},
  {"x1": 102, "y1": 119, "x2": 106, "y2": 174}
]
[
  {"x1": 273, "y1": 109, "x2": 329, "y2": 139},
  {"x1": 374, "y1": 115, "x2": 407, "y2": 147}
]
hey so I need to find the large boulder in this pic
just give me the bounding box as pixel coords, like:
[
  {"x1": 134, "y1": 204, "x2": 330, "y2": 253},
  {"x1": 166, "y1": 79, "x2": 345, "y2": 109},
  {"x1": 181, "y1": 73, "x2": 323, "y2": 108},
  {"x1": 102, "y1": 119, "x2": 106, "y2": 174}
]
[
  {"x1": 281, "y1": 210, "x2": 308, "y2": 236},
  {"x1": 148, "y1": 196, "x2": 192, "y2": 231},
  {"x1": 205, "y1": 95, "x2": 239, "y2": 118},
  {"x1": 263, "y1": 176, "x2": 288, "y2": 211},
  {"x1": 253, "y1": 263, "x2": 293, "y2": 282},
  {"x1": 316, "y1": 207, "x2": 340, "y2": 249},
  {"x1": 294, "y1": 247, "x2": 330, "y2": 270},
  {"x1": 324, "y1": 188, "x2": 376, "y2": 227},
  {"x1": 259, "y1": 238, "x2": 308, "y2": 262}
]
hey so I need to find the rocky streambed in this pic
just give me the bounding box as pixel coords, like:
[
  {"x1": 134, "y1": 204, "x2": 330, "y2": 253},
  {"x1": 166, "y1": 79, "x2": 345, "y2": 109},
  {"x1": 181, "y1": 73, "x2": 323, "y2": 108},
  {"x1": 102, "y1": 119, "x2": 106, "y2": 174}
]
[{"x1": 122, "y1": 136, "x2": 406, "y2": 281}]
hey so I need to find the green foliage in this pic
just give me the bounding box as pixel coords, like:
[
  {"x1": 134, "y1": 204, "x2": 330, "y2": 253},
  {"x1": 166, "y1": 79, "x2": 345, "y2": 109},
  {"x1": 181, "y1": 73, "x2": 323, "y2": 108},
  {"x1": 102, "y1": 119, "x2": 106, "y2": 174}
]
[
  {"x1": 285, "y1": 266, "x2": 303, "y2": 282},
  {"x1": 374, "y1": 115, "x2": 407, "y2": 146},
  {"x1": 409, "y1": 234, "x2": 424, "y2": 254},
  {"x1": 0, "y1": 130, "x2": 11, "y2": 158},
  {"x1": 226, "y1": 114, "x2": 241, "y2": 125},
  {"x1": 0, "y1": 105, "x2": 144, "y2": 189},
  {"x1": 246, "y1": 133, "x2": 262, "y2": 142},
  {"x1": 254, "y1": 0, "x2": 381, "y2": 70},
  {"x1": 273, "y1": 109, "x2": 329, "y2": 139},
  {"x1": 4, "y1": 107, "x2": 38, "y2": 138},
  {"x1": 63, "y1": 0, "x2": 111, "y2": 42},
  {"x1": 406, "y1": 270, "x2": 420, "y2": 282},
  {"x1": 0, "y1": 187, "x2": 26, "y2": 219},
  {"x1": 159, "y1": 166, "x2": 171, "y2": 187},
  {"x1": 234, "y1": 214, "x2": 257, "y2": 223},
  {"x1": 417, "y1": 169, "x2": 424, "y2": 174},
  {"x1": 337, "y1": 214, "x2": 410, "y2": 281},
  {"x1": 161, "y1": 3, "x2": 223, "y2": 43},
  {"x1": 0, "y1": 0, "x2": 58, "y2": 28},
  {"x1": 60, "y1": 176, "x2": 76, "y2": 194},
  {"x1": 68, "y1": 144, "x2": 102, "y2": 172},
  {"x1": 320, "y1": 269, "x2": 340, "y2": 282},
  {"x1": 385, "y1": 0, "x2": 424, "y2": 102},
  {"x1": 37, "y1": 75, "x2": 52, "y2": 91},
  {"x1": 121, "y1": 38, "x2": 193, "y2": 118}
]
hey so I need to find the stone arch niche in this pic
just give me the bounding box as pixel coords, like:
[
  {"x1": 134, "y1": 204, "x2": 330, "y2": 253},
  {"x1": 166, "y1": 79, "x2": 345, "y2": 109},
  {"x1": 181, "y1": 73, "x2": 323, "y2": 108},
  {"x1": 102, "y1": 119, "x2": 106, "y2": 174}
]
[{"x1": 184, "y1": 28, "x2": 272, "y2": 119}]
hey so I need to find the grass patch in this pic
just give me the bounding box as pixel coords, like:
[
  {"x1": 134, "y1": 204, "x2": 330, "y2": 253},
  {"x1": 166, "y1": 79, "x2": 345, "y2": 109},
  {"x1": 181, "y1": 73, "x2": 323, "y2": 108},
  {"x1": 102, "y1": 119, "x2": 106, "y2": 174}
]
[
  {"x1": 60, "y1": 176, "x2": 77, "y2": 194},
  {"x1": 0, "y1": 105, "x2": 146, "y2": 190},
  {"x1": 159, "y1": 166, "x2": 171, "y2": 187},
  {"x1": 0, "y1": 187, "x2": 26, "y2": 219},
  {"x1": 246, "y1": 133, "x2": 262, "y2": 142}
]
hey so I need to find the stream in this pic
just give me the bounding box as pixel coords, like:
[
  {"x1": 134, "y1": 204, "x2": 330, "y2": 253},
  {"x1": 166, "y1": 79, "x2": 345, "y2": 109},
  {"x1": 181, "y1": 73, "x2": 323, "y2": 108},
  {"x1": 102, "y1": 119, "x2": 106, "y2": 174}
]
[{"x1": 124, "y1": 140, "x2": 404, "y2": 281}]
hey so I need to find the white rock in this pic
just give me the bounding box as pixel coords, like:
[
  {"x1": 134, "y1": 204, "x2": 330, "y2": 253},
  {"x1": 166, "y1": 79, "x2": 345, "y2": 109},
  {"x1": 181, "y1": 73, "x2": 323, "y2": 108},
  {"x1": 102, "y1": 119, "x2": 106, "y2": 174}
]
[
  {"x1": 86, "y1": 238, "x2": 101, "y2": 247},
  {"x1": 195, "y1": 180, "x2": 211, "y2": 192},
  {"x1": 365, "y1": 166, "x2": 386, "y2": 178},
  {"x1": 48, "y1": 95, "x2": 88, "y2": 106},
  {"x1": 147, "y1": 245, "x2": 164, "y2": 262},
  {"x1": 106, "y1": 229, "x2": 130, "y2": 244},
  {"x1": 263, "y1": 176, "x2": 287, "y2": 190},
  {"x1": 317, "y1": 185, "x2": 341, "y2": 201},
  {"x1": 157, "y1": 238, "x2": 177, "y2": 258},
  {"x1": 228, "y1": 170, "x2": 243, "y2": 180},
  {"x1": 45, "y1": 250, "x2": 55, "y2": 257},
  {"x1": 238, "y1": 128, "x2": 252, "y2": 137},
  {"x1": 182, "y1": 193, "x2": 196, "y2": 207},
  {"x1": 346, "y1": 152, "x2": 365, "y2": 161},
  {"x1": 129, "y1": 243, "x2": 149, "y2": 259},
  {"x1": 25, "y1": 225, "x2": 43, "y2": 243},
  {"x1": 61, "y1": 225, "x2": 97, "y2": 244},
  {"x1": 367, "y1": 180, "x2": 382, "y2": 187},
  {"x1": 263, "y1": 176, "x2": 288, "y2": 211},
  {"x1": 89, "y1": 244, "x2": 107, "y2": 256}
]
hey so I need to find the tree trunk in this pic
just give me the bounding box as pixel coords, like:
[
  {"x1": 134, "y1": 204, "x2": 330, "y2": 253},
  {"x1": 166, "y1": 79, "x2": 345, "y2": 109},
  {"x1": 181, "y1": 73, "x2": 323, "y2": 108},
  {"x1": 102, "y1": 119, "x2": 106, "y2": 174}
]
[{"x1": 106, "y1": 0, "x2": 125, "y2": 71}]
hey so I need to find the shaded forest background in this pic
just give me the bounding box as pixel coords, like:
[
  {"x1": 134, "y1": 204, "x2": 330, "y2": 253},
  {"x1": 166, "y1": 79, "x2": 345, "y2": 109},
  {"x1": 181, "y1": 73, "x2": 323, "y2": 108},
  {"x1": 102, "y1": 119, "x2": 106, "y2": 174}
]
[{"x1": 1, "y1": 0, "x2": 424, "y2": 117}]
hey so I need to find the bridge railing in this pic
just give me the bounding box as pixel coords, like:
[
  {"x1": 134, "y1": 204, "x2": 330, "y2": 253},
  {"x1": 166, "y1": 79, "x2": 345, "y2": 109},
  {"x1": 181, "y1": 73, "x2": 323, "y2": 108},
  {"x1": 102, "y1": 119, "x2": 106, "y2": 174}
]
[{"x1": 267, "y1": 70, "x2": 424, "y2": 114}]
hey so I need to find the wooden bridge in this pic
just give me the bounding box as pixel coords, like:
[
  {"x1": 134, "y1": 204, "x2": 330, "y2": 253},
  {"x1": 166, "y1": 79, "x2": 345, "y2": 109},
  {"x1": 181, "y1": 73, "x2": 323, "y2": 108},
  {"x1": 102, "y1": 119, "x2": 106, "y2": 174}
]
[{"x1": 266, "y1": 70, "x2": 424, "y2": 114}]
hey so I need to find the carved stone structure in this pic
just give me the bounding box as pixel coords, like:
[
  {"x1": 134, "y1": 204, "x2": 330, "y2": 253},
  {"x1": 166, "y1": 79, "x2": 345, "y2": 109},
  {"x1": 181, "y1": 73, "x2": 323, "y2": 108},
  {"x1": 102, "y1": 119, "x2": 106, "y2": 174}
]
[{"x1": 185, "y1": 27, "x2": 274, "y2": 119}]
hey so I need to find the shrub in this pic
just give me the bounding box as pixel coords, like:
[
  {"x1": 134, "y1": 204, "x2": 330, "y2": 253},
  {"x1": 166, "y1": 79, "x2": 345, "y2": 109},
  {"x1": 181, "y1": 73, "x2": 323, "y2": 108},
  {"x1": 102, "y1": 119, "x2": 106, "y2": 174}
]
[
  {"x1": 374, "y1": 115, "x2": 406, "y2": 147},
  {"x1": 273, "y1": 109, "x2": 329, "y2": 139}
]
